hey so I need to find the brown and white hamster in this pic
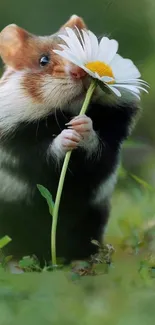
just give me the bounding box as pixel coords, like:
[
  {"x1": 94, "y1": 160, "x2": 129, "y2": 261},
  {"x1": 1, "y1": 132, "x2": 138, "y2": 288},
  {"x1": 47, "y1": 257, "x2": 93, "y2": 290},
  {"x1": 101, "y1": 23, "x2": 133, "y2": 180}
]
[{"x1": 0, "y1": 15, "x2": 139, "y2": 266}]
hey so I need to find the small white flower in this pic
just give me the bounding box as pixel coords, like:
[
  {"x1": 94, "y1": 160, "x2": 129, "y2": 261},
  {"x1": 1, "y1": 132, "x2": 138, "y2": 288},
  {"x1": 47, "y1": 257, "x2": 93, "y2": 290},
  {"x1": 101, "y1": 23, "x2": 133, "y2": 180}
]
[{"x1": 53, "y1": 27, "x2": 149, "y2": 99}]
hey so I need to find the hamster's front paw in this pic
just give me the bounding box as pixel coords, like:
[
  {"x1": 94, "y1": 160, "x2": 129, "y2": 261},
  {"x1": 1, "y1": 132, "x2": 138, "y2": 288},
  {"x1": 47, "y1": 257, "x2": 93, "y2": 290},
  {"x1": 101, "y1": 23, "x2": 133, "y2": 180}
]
[
  {"x1": 66, "y1": 115, "x2": 99, "y2": 156},
  {"x1": 51, "y1": 117, "x2": 99, "y2": 160},
  {"x1": 66, "y1": 115, "x2": 93, "y2": 141},
  {"x1": 53, "y1": 129, "x2": 82, "y2": 153}
]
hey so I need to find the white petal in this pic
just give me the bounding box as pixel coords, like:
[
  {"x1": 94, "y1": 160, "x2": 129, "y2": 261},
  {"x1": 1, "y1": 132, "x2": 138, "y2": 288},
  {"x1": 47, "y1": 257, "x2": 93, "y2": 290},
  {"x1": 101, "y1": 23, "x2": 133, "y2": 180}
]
[
  {"x1": 114, "y1": 84, "x2": 140, "y2": 93},
  {"x1": 93, "y1": 72, "x2": 109, "y2": 82},
  {"x1": 114, "y1": 84, "x2": 148, "y2": 94},
  {"x1": 65, "y1": 28, "x2": 87, "y2": 61},
  {"x1": 53, "y1": 49, "x2": 82, "y2": 66},
  {"x1": 115, "y1": 78, "x2": 149, "y2": 86},
  {"x1": 75, "y1": 28, "x2": 99, "y2": 62},
  {"x1": 88, "y1": 30, "x2": 99, "y2": 60},
  {"x1": 58, "y1": 34, "x2": 82, "y2": 58},
  {"x1": 59, "y1": 29, "x2": 86, "y2": 62},
  {"x1": 135, "y1": 86, "x2": 149, "y2": 93},
  {"x1": 74, "y1": 26, "x2": 85, "y2": 48},
  {"x1": 94, "y1": 72, "x2": 103, "y2": 81},
  {"x1": 110, "y1": 54, "x2": 141, "y2": 80},
  {"x1": 107, "y1": 85, "x2": 122, "y2": 97},
  {"x1": 99, "y1": 76, "x2": 115, "y2": 82},
  {"x1": 116, "y1": 88, "x2": 141, "y2": 100},
  {"x1": 94, "y1": 73, "x2": 115, "y2": 84},
  {"x1": 58, "y1": 34, "x2": 73, "y2": 49},
  {"x1": 81, "y1": 29, "x2": 92, "y2": 61},
  {"x1": 98, "y1": 37, "x2": 118, "y2": 63},
  {"x1": 58, "y1": 44, "x2": 70, "y2": 51}
]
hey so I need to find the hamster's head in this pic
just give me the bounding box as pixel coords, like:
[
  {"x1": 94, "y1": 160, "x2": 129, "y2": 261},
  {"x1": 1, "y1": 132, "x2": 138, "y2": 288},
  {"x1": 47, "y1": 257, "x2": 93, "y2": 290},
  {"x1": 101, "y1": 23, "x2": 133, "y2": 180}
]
[{"x1": 0, "y1": 15, "x2": 94, "y2": 131}]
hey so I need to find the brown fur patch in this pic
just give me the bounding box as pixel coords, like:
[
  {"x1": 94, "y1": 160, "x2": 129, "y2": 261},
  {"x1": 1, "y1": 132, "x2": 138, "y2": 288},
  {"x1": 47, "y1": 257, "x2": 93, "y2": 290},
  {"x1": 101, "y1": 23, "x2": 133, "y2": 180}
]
[
  {"x1": 21, "y1": 39, "x2": 70, "y2": 102},
  {"x1": 22, "y1": 72, "x2": 44, "y2": 103}
]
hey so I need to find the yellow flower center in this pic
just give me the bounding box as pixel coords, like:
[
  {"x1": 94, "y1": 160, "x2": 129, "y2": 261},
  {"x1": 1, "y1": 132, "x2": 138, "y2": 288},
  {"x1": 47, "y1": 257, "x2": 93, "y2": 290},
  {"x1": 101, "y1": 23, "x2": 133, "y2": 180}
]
[{"x1": 85, "y1": 61, "x2": 114, "y2": 83}]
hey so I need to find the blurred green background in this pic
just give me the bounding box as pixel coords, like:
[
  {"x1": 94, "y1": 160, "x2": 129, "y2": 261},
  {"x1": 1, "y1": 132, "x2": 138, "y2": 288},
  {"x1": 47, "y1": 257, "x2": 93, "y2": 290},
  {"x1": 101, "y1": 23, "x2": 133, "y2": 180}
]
[{"x1": 0, "y1": 0, "x2": 155, "y2": 183}]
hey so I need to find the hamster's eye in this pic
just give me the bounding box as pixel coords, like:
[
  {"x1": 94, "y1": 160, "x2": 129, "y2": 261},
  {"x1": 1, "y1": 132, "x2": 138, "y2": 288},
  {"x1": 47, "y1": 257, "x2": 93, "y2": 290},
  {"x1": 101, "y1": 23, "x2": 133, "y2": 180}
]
[{"x1": 40, "y1": 55, "x2": 50, "y2": 67}]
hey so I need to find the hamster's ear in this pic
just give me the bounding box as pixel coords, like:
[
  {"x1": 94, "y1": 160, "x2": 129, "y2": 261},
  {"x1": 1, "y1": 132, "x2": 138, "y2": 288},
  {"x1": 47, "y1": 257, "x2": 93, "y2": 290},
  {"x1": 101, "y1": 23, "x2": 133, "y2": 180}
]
[
  {"x1": 0, "y1": 24, "x2": 30, "y2": 68},
  {"x1": 60, "y1": 15, "x2": 87, "y2": 31}
]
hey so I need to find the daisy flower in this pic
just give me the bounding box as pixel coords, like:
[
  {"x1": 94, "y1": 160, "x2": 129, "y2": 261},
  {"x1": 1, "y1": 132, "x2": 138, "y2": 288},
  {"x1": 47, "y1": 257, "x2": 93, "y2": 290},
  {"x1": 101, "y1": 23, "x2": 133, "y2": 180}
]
[{"x1": 53, "y1": 27, "x2": 149, "y2": 99}]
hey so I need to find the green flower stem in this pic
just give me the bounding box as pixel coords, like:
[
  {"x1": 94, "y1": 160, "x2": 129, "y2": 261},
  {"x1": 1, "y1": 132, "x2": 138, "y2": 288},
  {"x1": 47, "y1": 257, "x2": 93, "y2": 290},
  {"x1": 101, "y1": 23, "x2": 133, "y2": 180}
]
[{"x1": 51, "y1": 79, "x2": 97, "y2": 266}]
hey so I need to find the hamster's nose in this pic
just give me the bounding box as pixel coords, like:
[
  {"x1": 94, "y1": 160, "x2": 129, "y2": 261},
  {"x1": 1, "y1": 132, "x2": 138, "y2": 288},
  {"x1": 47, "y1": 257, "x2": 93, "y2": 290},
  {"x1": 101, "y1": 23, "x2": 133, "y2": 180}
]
[{"x1": 69, "y1": 66, "x2": 86, "y2": 79}]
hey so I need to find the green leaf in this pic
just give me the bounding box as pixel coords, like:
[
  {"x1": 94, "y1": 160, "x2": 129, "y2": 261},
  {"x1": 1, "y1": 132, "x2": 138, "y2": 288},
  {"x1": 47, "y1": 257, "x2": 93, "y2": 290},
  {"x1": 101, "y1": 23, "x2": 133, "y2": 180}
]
[
  {"x1": 37, "y1": 184, "x2": 55, "y2": 215},
  {"x1": 0, "y1": 236, "x2": 12, "y2": 249},
  {"x1": 19, "y1": 256, "x2": 38, "y2": 269},
  {"x1": 130, "y1": 174, "x2": 154, "y2": 191}
]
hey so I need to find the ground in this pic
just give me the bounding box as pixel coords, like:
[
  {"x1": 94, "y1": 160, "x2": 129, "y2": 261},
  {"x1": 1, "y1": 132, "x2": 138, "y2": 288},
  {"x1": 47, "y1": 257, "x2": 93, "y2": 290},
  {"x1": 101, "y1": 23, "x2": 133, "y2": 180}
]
[{"x1": 0, "y1": 174, "x2": 155, "y2": 325}]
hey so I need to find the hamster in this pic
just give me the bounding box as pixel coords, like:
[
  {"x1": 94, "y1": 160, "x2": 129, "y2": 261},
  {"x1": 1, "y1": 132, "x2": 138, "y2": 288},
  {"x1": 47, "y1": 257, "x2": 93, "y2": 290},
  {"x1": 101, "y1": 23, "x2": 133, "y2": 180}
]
[{"x1": 0, "y1": 15, "x2": 140, "y2": 266}]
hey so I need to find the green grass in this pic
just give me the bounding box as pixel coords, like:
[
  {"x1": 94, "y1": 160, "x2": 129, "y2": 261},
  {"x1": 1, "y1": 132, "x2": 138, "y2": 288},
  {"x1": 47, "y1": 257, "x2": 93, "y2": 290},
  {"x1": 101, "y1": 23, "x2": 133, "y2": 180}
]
[{"x1": 1, "y1": 176, "x2": 155, "y2": 324}]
